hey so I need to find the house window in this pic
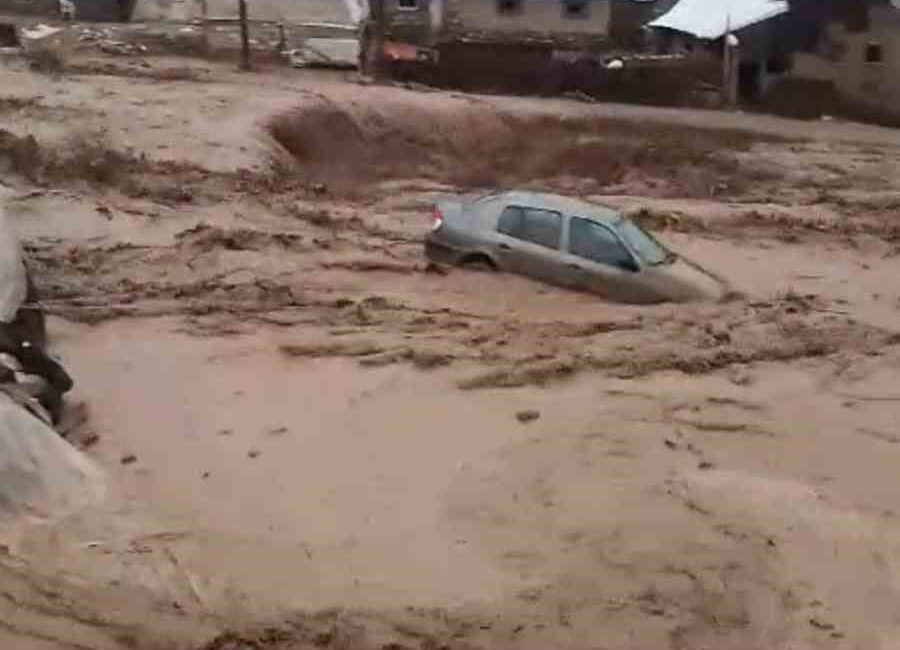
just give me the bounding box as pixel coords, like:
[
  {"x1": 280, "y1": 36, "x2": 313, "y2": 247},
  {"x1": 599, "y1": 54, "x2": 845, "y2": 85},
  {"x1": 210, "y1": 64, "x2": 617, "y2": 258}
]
[
  {"x1": 562, "y1": 0, "x2": 590, "y2": 19},
  {"x1": 865, "y1": 42, "x2": 883, "y2": 64},
  {"x1": 397, "y1": 0, "x2": 419, "y2": 10},
  {"x1": 497, "y1": 0, "x2": 522, "y2": 16}
]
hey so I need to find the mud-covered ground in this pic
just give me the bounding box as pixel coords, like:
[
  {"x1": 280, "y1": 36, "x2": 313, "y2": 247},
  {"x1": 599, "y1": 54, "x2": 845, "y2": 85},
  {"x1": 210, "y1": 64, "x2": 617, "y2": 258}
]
[{"x1": 2, "y1": 46, "x2": 900, "y2": 650}]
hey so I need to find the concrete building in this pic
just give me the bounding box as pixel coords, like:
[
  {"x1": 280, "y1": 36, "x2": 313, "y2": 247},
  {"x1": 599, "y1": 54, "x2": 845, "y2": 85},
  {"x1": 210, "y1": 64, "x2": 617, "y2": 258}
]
[
  {"x1": 443, "y1": 0, "x2": 613, "y2": 41},
  {"x1": 648, "y1": 0, "x2": 795, "y2": 101},
  {"x1": 790, "y1": 0, "x2": 900, "y2": 113},
  {"x1": 363, "y1": 0, "x2": 679, "y2": 53},
  {"x1": 132, "y1": 0, "x2": 352, "y2": 23}
]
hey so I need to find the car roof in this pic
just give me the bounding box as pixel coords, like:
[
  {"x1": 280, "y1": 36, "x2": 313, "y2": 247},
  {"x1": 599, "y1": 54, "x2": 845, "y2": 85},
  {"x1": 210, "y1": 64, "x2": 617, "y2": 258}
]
[{"x1": 478, "y1": 191, "x2": 621, "y2": 226}]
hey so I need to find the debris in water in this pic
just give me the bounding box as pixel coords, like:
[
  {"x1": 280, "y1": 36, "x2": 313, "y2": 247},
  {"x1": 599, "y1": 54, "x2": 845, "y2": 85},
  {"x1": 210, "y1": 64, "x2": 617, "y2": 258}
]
[
  {"x1": 516, "y1": 409, "x2": 541, "y2": 423},
  {"x1": 809, "y1": 617, "x2": 836, "y2": 631},
  {"x1": 78, "y1": 432, "x2": 100, "y2": 449}
]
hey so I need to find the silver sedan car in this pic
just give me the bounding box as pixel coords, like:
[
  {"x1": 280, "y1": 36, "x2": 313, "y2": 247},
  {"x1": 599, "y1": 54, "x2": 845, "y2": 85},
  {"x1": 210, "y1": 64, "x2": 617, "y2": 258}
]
[{"x1": 424, "y1": 191, "x2": 727, "y2": 303}]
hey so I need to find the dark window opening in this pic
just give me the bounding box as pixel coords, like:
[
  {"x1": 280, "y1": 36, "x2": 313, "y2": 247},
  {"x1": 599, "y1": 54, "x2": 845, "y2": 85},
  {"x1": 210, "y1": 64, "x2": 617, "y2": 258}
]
[
  {"x1": 498, "y1": 206, "x2": 562, "y2": 249},
  {"x1": 397, "y1": 0, "x2": 419, "y2": 10},
  {"x1": 497, "y1": 0, "x2": 522, "y2": 15},
  {"x1": 0, "y1": 23, "x2": 20, "y2": 48},
  {"x1": 569, "y1": 217, "x2": 635, "y2": 270},
  {"x1": 562, "y1": 0, "x2": 590, "y2": 19},
  {"x1": 865, "y1": 42, "x2": 883, "y2": 64}
]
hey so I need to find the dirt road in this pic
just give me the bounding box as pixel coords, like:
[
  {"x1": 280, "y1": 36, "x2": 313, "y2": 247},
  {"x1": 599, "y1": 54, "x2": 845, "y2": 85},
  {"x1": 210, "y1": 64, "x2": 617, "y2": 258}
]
[{"x1": 2, "y1": 47, "x2": 900, "y2": 650}]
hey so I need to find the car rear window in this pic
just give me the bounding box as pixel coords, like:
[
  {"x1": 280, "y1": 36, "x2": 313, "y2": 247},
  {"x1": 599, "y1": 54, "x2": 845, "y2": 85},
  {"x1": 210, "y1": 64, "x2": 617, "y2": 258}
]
[{"x1": 497, "y1": 206, "x2": 562, "y2": 249}]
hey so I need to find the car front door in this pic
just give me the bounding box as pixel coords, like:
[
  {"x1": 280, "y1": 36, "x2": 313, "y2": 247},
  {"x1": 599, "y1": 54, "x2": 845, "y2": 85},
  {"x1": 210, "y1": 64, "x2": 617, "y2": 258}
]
[
  {"x1": 561, "y1": 216, "x2": 651, "y2": 301},
  {"x1": 493, "y1": 206, "x2": 568, "y2": 285}
]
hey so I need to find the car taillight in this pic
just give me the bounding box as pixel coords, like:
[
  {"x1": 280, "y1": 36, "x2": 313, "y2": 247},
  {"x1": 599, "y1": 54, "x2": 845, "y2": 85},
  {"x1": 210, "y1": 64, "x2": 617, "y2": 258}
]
[{"x1": 431, "y1": 205, "x2": 444, "y2": 231}]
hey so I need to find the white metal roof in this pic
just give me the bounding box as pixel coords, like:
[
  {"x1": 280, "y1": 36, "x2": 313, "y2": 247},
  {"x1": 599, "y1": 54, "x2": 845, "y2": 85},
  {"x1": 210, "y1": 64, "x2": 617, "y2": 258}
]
[{"x1": 648, "y1": 0, "x2": 789, "y2": 39}]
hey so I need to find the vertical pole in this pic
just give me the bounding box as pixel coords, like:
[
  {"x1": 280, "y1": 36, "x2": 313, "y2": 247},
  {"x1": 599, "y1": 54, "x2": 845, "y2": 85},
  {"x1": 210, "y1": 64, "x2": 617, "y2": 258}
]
[
  {"x1": 200, "y1": 0, "x2": 209, "y2": 52},
  {"x1": 727, "y1": 38, "x2": 740, "y2": 107},
  {"x1": 721, "y1": 39, "x2": 730, "y2": 106},
  {"x1": 721, "y1": 14, "x2": 731, "y2": 107},
  {"x1": 277, "y1": 22, "x2": 286, "y2": 53},
  {"x1": 238, "y1": 0, "x2": 251, "y2": 70}
]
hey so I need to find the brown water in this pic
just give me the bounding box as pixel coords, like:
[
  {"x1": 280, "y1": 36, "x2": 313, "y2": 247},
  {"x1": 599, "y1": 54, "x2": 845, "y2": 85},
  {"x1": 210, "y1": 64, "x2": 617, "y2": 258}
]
[{"x1": 45, "y1": 313, "x2": 900, "y2": 649}]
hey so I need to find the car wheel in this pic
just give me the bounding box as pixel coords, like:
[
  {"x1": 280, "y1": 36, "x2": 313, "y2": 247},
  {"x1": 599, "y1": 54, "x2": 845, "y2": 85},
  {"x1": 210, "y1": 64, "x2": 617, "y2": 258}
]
[{"x1": 458, "y1": 254, "x2": 497, "y2": 272}]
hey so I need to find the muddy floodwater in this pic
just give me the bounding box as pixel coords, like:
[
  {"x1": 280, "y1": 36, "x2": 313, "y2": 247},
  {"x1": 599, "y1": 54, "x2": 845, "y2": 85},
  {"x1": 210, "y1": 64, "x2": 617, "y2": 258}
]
[{"x1": 2, "y1": 47, "x2": 900, "y2": 650}]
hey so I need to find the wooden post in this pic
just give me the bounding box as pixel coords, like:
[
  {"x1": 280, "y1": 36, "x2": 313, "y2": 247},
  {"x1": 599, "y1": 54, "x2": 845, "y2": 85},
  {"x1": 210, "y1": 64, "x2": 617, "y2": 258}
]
[{"x1": 238, "y1": 0, "x2": 251, "y2": 70}]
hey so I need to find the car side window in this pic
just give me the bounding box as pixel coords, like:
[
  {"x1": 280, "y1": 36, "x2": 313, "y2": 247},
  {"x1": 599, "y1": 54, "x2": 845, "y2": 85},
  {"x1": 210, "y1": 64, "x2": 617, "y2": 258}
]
[
  {"x1": 569, "y1": 217, "x2": 636, "y2": 270},
  {"x1": 497, "y1": 206, "x2": 562, "y2": 249}
]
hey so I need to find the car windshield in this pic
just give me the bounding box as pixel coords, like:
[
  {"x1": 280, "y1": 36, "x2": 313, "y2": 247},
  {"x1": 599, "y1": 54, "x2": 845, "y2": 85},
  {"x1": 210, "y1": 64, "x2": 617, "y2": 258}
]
[{"x1": 616, "y1": 219, "x2": 670, "y2": 266}]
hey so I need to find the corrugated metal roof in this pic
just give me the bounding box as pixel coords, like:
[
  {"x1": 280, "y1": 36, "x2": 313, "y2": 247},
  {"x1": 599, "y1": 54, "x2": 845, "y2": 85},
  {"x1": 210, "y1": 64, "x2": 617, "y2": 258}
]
[{"x1": 648, "y1": 0, "x2": 789, "y2": 39}]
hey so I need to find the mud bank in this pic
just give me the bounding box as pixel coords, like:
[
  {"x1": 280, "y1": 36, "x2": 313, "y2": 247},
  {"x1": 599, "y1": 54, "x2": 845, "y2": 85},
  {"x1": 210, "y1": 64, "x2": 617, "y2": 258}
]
[{"x1": 265, "y1": 100, "x2": 787, "y2": 195}]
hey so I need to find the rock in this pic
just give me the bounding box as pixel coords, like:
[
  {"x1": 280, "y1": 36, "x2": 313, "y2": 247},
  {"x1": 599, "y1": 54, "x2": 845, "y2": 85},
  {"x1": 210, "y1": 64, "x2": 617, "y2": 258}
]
[
  {"x1": 516, "y1": 409, "x2": 540, "y2": 424},
  {"x1": 703, "y1": 322, "x2": 731, "y2": 345},
  {"x1": 78, "y1": 432, "x2": 100, "y2": 449},
  {"x1": 728, "y1": 365, "x2": 754, "y2": 386},
  {"x1": 809, "y1": 616, "x2": 835, "y2": 631}
]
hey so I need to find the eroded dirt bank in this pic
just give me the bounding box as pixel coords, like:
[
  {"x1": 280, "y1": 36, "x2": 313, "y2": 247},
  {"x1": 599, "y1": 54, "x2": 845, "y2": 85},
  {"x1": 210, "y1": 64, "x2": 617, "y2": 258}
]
[{"x1": 2, "y1": 51, "x2": 900, "y2": 650}]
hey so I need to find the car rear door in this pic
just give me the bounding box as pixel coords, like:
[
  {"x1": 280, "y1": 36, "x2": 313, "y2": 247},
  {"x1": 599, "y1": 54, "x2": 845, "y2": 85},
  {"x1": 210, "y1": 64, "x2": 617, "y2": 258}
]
[
  {"x1": 561, "y1": 216, "x2": 657, "y2": 302},
  {"x1": 492, "y1": 206, "x2": 568, "y2": 285}
]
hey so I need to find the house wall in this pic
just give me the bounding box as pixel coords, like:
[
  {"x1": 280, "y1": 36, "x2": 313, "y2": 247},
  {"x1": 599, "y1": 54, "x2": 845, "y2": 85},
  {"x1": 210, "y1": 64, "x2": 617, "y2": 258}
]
[
  {"x1": 0, "y1": 0, "x2": 59, "y2": 17},
  {"x1": 448, "y1": 0, "x2": 611, "y2": 37},
  {"x1": 131, "y1": 0, "x2": 191, "y2": 21},
  {"x1": 792, "y1": 5, "x2": 900, "y2": 110}
]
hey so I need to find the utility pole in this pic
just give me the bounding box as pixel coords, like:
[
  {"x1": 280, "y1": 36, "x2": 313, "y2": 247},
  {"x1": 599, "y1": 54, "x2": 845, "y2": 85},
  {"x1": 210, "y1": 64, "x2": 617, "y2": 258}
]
[
  {"x1": 724, "y1": 33, "x2": 740, "y2": 108},
  {"x1": 238, "y1": 0, "x2": 251, "y2": 70},
  {"x1": 721, "y1": 14, "x2": 739, "y2": 109}
]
